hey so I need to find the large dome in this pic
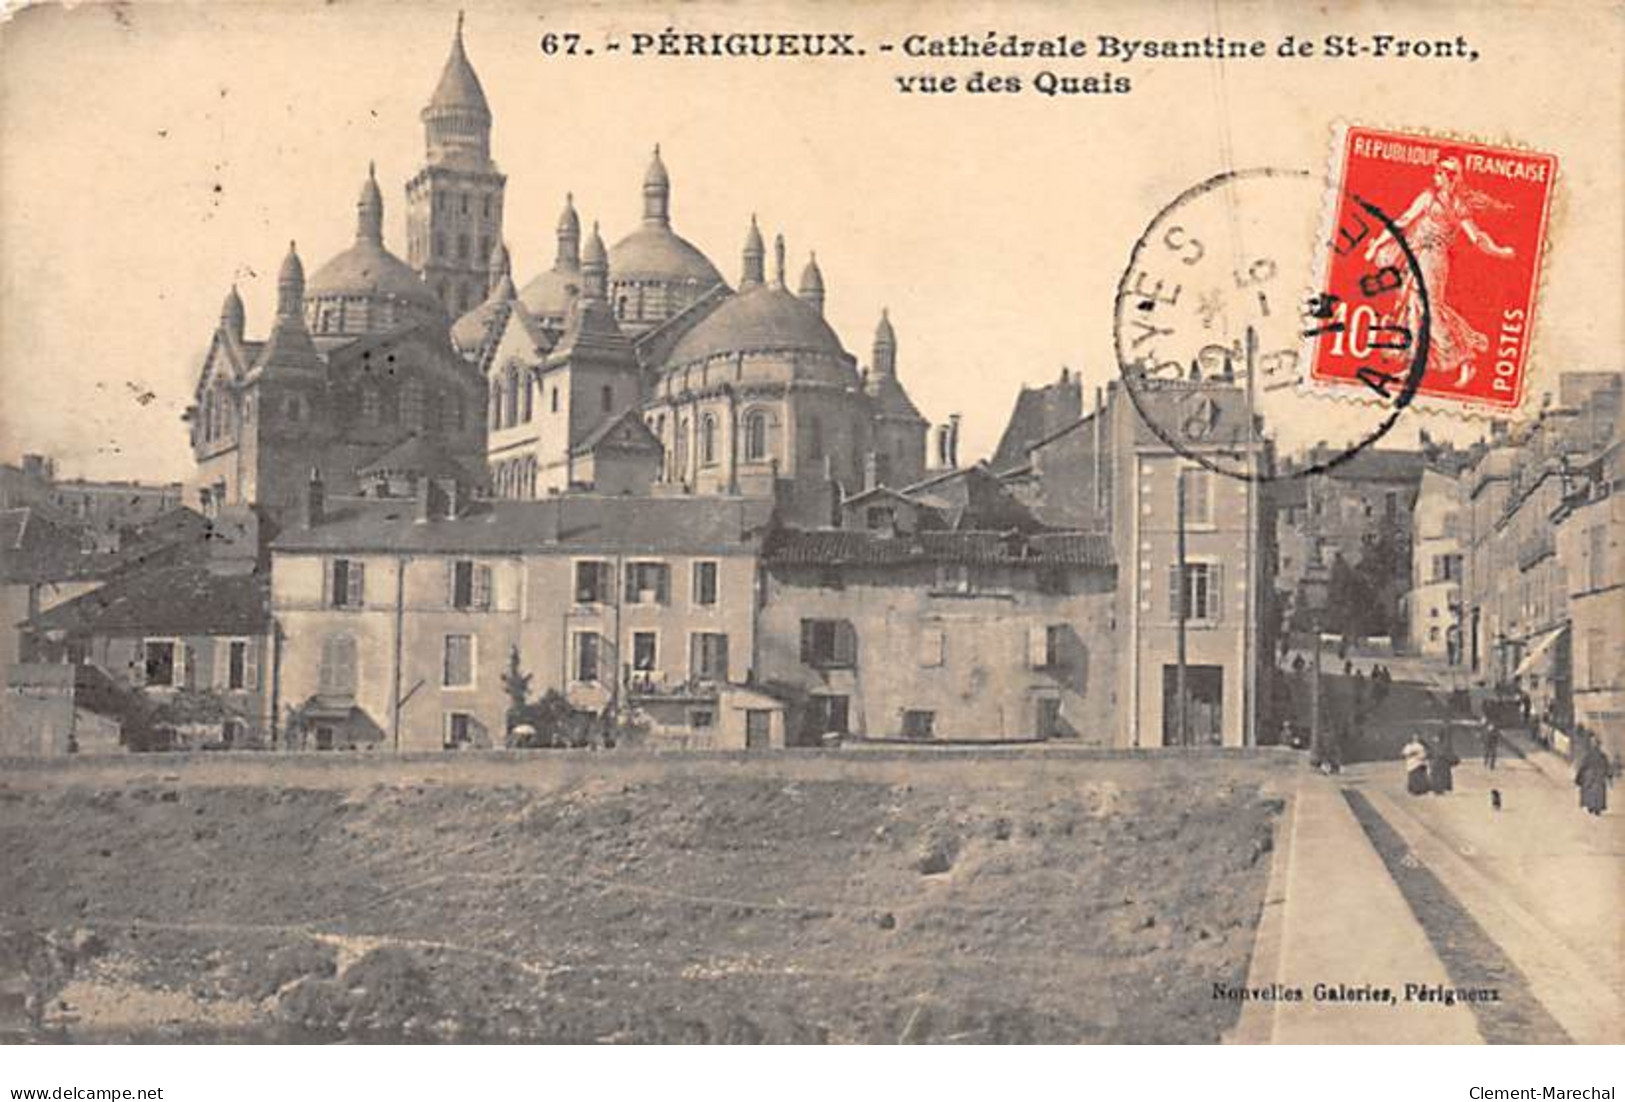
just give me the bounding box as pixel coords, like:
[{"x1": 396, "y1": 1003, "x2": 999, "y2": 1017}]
[
  {"x1": 666, "y1": 283, "x2": 848, "y2": 367},
  {"x1": 607, "y1": 225, "x2": 724, "y2": 287},
  {"x1": 518, "y1": 266, "x2": 582, "y2": 323},
  {"x1": 306, "y1": 166, "x2": 446, "y2": 337}
]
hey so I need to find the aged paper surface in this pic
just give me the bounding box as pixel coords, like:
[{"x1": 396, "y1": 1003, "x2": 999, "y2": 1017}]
[{"x1": 0, "y1": 0, "x2": 1619, "y2": 1049}]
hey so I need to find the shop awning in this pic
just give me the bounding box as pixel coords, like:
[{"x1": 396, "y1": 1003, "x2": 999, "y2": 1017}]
[{"x1": 1514, "y1": 625, "x2": 1568, "y2": 677}]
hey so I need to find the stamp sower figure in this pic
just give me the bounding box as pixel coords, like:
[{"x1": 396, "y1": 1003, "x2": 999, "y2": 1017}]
[
  {"x1": 1403, "y1": 733, "x2": 1431, "y2": 796},
  {"x1": 1363, "y1": 155, "x2": 1517, "y2": 390},
  {"x1": 1575, "y1": 734, "x2": 1612, "y2": 817}
]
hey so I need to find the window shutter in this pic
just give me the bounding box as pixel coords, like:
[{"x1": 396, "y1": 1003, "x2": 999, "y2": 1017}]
[
  {"x1": 656, "y1": 566, "x2": 670, "y2": 606},
  {"x1": 475, "y1": 565, "x2": 492, "y2": 610},
  {"x1": 323, "y1": 560, "x2": 334, "y2": 608},
  {"x1": 690, "y1": 634, "x2": 702, "y2": 679},
  {"x1": 348, "y1": 562, "x2": 365, "y2": 607},
  {"x1": 212, "y1": 641, "x2": 227, "y2": 690},
  {"x1": 800, "y1": 621, "x2": 814, "y2": 665},
  {"x1": 134, "y1": 645, "x2": 148, "y2": 687},
  {"x1": 1169, "y1": 565, "x2": 1182, "y2": 620},
  {"x1": 446, "y1": 561, "x2": 458, "y2": 607},
  {"x1": 243, "y1": 639, "x2": 259, "y2": 692},
  {"x1": 1028, "y1": 625, "x2": 1048, "y2": 669},
  {"x1": 183, "y1": 644, "x2": 197, "y2": 690},
  {"x1": 1212, "y1": 563, "x2": 1224, "y2": 622},
  {"x1": 715, "y1": 634, "x2": 730, "y2": 681},
  {"x1": 625, "y1": 564, "x2": 637, "y2": 603},
  {"x1": 835, "y1": 621, "x2": 857, "y2": 668}
]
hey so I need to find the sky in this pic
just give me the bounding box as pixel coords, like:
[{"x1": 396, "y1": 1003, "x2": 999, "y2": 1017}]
[{"x1": 0, "y1": 0, "x2": 1619, "y2": 481}]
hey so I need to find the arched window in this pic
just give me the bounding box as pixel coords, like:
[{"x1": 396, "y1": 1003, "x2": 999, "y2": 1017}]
[
  {"x1": 201, "y1": 391, "x2": 214, "y2": 442},
  {"x1": 453, "y1": 393, "x2": 467, "y2": 432},
  {"x1": 674, "y1": 418, "x2": 690, "y2": 479},
  {"x1": 490, "y1": 378, "x2": 503, "y2": 430},
  {"x1": 744, "y1": 410, "x2": 767, "y2": 461},
  {"x1": 318, "y1": 634, "x2": 358, "y2": 697},
  {"x1": 433, "y1": 233, "x2": 445, "y2": 259},
  {"x1": 521, "y1": 372, "x2": 534, "y2": 422},
  {"x1": 805, "y1": 415, "x2": 824, "y2": 461},
  {"x1": 457, "y1": 234, "x2": 469, "y2": 260},
  {"x1": 601, "y1": 385, "x2": 614, "y2": 414},
  {"x1": 505, "y1": 366, "x2": 520, "y2": 430},
  {"x1": 700, "y1": 415, "x2": 718, "y2": 467},
  {"x1": 402, "y1": 380, "x2": 424, "y2": 429},
  {"x1": 551, "y1": 387, "x2": 560, "y2": 414}
]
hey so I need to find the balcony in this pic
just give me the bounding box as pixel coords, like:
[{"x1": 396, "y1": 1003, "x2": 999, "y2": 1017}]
[{"x1": 1517, "y1": 532, "x2": 1555, "y2": 572}]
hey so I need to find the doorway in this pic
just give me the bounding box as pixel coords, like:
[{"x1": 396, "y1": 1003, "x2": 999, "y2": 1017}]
[{"x1": 1162, "y1": 665, "x2": 1224, "y2": 746}]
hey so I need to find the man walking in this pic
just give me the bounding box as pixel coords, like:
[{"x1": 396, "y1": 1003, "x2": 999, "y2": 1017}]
[{"x1": 1483, "y1": 723, "x2": 1499, "y2": 770}]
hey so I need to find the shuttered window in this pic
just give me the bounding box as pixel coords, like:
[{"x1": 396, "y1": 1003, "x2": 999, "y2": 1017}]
[
  {"x1": 448, "y1": 560, "x2": 493, "y2": 610},
  {"x1": 318, "y1": 634, "x2": 358, "y2": 697},
  {"x1": 690, "y1": 633, "x2": 729, "y2": 682},
  {"x1": 625, "y1": 562, "x2": 671, "y2": 605},
  {"x1": 326, "y1": 558, "x2": 365, "y2": 609},
  {"x1": 800, "y1": 620, "x2": 857, "y2": 668},
  {"x1": 1168, "y1": 562, "x2": 1221, "y2": 622}
]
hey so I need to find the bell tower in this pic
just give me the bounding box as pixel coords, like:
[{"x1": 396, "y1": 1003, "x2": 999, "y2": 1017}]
[{"x1": 406, "y1": 12, "x2": 506, "y2": 318}]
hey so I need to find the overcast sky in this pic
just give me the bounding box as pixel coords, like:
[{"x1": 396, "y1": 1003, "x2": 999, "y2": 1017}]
[{"x1": 1, "y1": 1, "x2": 1619, "y2": 480}]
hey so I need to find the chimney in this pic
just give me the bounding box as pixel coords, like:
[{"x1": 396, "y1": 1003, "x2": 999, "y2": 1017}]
[
  {"x1": 863, "y1": 452, "x2": 881, "y2": 493},
  {"x1": 947, "y1": 414, "x2": 962, "y2": 469},
  {"x1": 302, "y1": 468, "x2": 325, "y2": 528},
  {"x1": 414, "y1": 476, "x2": 433, "y2": 524},
  {"x1": 435, "y1": 477, "x2": 461, "y2": 520}
]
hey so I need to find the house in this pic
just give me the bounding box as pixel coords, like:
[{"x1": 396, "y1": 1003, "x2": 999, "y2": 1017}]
[
  {"x1": 1554, "y1": 440, "x2": 1623, "y2": 763},
  {"x1": 759, "y1": 527, "x2": 1116, "y2": 744},
  {"x1": 269, "y1": 478, "x2": 777, "y2": 751}
]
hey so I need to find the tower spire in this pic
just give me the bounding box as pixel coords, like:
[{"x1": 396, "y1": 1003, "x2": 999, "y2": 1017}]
[
  {"x1": 740, "y1": 215, "x2": 764, "y2": 289},
  {"x1": 642, "y1": 145, "x2": 671, "y2": 227},
  {"x1": 356, "y1": 162, "x2": 383, "y2": 243},
  {"x1": 873, "y1": 308, "x2": 897, "y2": 376},
  {"x1": 421, "y1": 11, "x2": 492, "y2": 165},
  {"x1": 798, "y1": 252, "x2": 825, "y2": 315},
  {"x1": 277, "y1": 241, "x2": 305, "y2": 318},
  {"x1": 555, "y1": 192, "x2": 581, "y2": 271},
  {"x1": 773, "y1": 233, "x2": 787, "y2": 288},
  {"x1": 582, "y1": 221, "x2": 608, "y2": 301},
  {"x1": 220, "y1": 284, "x2": 246, "y2": 342}
]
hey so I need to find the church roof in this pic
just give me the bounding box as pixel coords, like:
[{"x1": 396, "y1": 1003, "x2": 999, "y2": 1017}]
[
  {"x1": 571, "y1": 408, "x2": 664, "y2": 457},
  {"x1": 666, "y1": 283, "x2": 848, "y2": 367},
  {"x1": 518, "y1": 265, "x2": 582, "y2": 323},
  {"x1": 308, "y1": 237, "x2": 443, "y2": 315},
  {"x1": 451, "y1": 273, "x2": 516, "y2": 354},
  {"x1": 608, "y1": 224, "x2": 724, "y2": 288},
  {"x1": 866, "y1": 372, "x2": 927, "y2": 424},
  {"x1": 359, "y1": 433, "x2": 478, "y2": 481}
]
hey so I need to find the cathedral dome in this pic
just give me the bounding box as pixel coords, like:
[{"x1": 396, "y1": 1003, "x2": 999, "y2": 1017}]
[
  {"x1": 607, "y1": 225, "x2": 724, "y2": 288},
  {"x1": 306, "y1": 165, "x2": 446, "y2": 337},
  {"x1": 518, "y1": 267, "x2": 582, "y2": 323},
  {"x1": 451, "y1": 242, "x2": 516, "y2": 356},
  {"x1": 667, "y1": 283, "x2": 847, "y2": 367}
]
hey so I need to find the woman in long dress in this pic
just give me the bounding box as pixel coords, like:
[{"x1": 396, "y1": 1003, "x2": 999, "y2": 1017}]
[
  {"x1": 1363, "y1": 156, "x2": 1517, "y2": 390},
  {"x1": 1427, "y1": 734, "x2": 1458, "y2": 795},
  {"x1": 1403, "y1": 734, "x2": 1431, "y2": 796},
  {"x1": 1576, "y1": 739, "x2": 1612, "y2": 816}
]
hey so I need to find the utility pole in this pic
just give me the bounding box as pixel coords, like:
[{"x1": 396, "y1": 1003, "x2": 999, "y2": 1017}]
[
  {"x1": 1176, "y1": 466, "x2": 1189, "y2": 748},
  {"x1": 1243, "y1": 326, "x2": 1259, "y2": 748}
]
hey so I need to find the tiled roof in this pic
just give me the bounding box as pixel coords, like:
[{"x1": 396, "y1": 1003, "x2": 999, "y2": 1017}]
[
  {"x1": 763, "y1": 527, "x2": 1113, "y2": 569},
  {"x1": 26, "y1": 562, "x2": 269, "y2": 636},
  {"x1": 272, "y1": 494, "x2": 776, "y2": 556},
  {"x1": 571, "y1": 409, "x2": 662, "y2": 457},
  {"x1": 990, "y1": 378, "x2": 1084, "y2": 473},
  {"x1": 360, "y1": 434, "x2": 478, "y2": 481}
]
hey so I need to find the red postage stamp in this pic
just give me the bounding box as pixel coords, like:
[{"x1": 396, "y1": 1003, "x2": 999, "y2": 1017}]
[{"x1": 1307, "y1": 125, "x2": 1557, "y2": 412}]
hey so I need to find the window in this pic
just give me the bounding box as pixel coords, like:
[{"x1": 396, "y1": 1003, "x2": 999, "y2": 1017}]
[
  {"x1": 223, "y1": 638, "x2": 254, "y2": 692},
  {"x1": 327, "y1": 558, "x2": 365, "y2": 609},
  {"x1": 1590, "y1": 524, "x2": 1608, "y2": 590},
  {"x1": 700, "y1": 415, "x2": 718, "y2": 466},
  {"x1": 934, "y1": 563, "x2": 974, "y2": 595},
  {"x1": 573, "y1": 632, "x2": 602, "y2": 683},
  {"x1": 448, "y1": 560, "x2": 493, "y2": 610},
  {"x1": 505, "y1": 366, "x2": 520, "y2": 428},
  {"x1": 1587, "y1": 628, "x2": 1610, "y2": 688},
  {"x1": 902, "y1": 710, "x2": 935, "y2": 740},
  {"x1": 433, "y1": 232, "x2": 445, "y2": 258},
  {"x1": 689, "y1": 709, "x2": 715, "y2": 730},
  {"x1": 692, "y1": 561, "x2": 719, "y2": 606},
  {"x1": 317, "y1": 634, "x2": 358, "y2": 697},
  {"x1": 459, "y1": 194, "x2": 469, "y2": 215},
  {"x1": 445, "y1": 712, "x2": 486, "y2": 749},
  {"x1": 482, "y1": 195, "x2": 492, "y2": 218},
  {"x1": 1036, "y1": 698, "x2": 1064, "y2": 739},
  {"x1": 673, "y1": 418, "x2": 690, "y2": 477},
  {"x1": 443, "y1": 634, "x2": 474, "y2": 688},
  {"x1": 361, "y1": 387, "x2": 380, "y2": 425},
  {"x1": 1169, "y1": 562, "x2": 1220, "y2": 623},
  {"x1": 625, "y1": 561, "x2": 671, "y2": 605},
  {"x1": 551, "y1": 387, "x2": 560, "y2": 414},
  {"x1": 918, "y1": 629, "x2": 945, "y2": 668},
  {"x1": 521, "y1": 373, "x2": 534, "y2": 422},
  {"x1": 1029, "y1": 624, "x2": 1067, "y2": 669},
  {"x1": 744, "y1": 411, "x2": 767, "y2": 461},
  {"x1": 479, "y1": 236, "x2": 491, "y2": 264},
  {"x1": 806, "y1": 695, "x2": 849, "y2": 737},
  {"x1": 142, "y1": 639, "x2": 180, "y2": 688},
  {"x1": 1180, "y1": 468, "x2": 1213, "y2": 527},
  {"x1": 457, "y1": 234, "x2": 469, "y2": 260},
  {"x1": 601, "y1": 385, "x2": 614, "y2": 414},
  {"x1": 800, "y1": 619, "x2": 856, "y2": 669},
  {"x1": 866, "y1": 506, "x2": 896, "y2": 531},
  {"x1": 690, "y1": 633, "x2": 729, "y2": 682},
  {"x1": 574, "y1": 560, "x2": 611, "y2": 604},
  {"x1": 632, "y1": 631, "x2": 658, "y2": 673},
  {"x1": 805, "y1": 416, "x2": 824, "y2": 461}
]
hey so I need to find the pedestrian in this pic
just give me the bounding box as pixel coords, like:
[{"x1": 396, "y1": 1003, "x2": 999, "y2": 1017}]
[
  {"x1": 1483, "y1": 723, "x2": 1500, "y2": 770},
  {"x1": 1575, "y1": 735, "x2": 1612, "y2": 817},
  {"x1": 1427, "y1": 733, "x2": 1458, "y2": 795},
  {"x1": 1403, "y1": 733, "x2": 1431, "y2": 796}
]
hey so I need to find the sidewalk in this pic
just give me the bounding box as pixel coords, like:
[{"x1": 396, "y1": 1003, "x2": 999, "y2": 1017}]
[{"x1": 1230, "y1": 776, "x2": 1481, "y2": 1043}]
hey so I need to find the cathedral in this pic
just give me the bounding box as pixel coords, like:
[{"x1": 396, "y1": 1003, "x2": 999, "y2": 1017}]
[{"x1": 188, "y1": 16, "x2": 928, "y2": 529}]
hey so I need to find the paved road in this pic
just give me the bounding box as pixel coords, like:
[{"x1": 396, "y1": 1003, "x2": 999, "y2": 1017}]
[{"x1": 1343, "y1": 749, "x2": 1623, "y2": 1043}]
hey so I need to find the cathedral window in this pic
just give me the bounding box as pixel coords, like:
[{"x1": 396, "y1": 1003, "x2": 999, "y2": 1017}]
[
  {"x1": 521, "y1": 373, "x2": 533, "y2": 422},
  {"x1": 806, "y1": 416, "x2": 824, "y2": 461},
  {"x1": 403, "y1": 380, "x2": 424, "y2": 429},
  {"x1": 505, "y1": 366, "x2": 520, "y2": 429},
  {"x1": 490, "y1": 379, "x2": 503, "y2": 430},
  {"x1": 744, "y1": 411, "x2": 768, "y2": 462},
  {"x1": 479, "y1": 236, "x2": 491, "y2": 265},
  {"x1": 700, "y1": 415, "x2": 718, "y2": 467},
  {"x1": 460, "y1": 194, "x2": 469, "y2": 215},
  {"x1": 674, "y1": 418, "x2": 690, "y2": 478},
  {"x1": 601, "y1": 385, "x2": 614, "y2": 414},
  {"x1": 482, "y1": 195, "x2": 492, "y2": 219},
  {"x1": 433, "y1": 233, "x2": 445, "y2": 259},
  {"x1": 457, "y1": 234, "x2": 469, "y2": 261},
  {"x1": 361, "y1": 386, "x2": 380, "y2": 425},
  {"x1": 436, "y1": 193, "x2": 447, "y2": 212},
  {"x1": 454, "y1": 393, "x2": 467, "y2": 432},
  {"x1": 551, "y1": 387, "x2": 560, "y2": 414}
]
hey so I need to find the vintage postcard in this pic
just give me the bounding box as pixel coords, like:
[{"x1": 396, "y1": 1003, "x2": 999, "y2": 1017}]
[{"x1": 0, "y1": 0, "x2": 1620, "y2": 1066}]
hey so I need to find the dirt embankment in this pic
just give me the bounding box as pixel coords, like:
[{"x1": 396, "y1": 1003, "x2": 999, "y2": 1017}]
[{"x1": 0, "y1": 759, "x2": 1283, "y2": 1043}]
